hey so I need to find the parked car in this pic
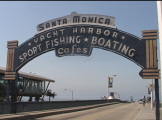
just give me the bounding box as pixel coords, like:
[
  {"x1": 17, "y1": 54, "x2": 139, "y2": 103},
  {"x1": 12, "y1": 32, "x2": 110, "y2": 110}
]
[{"x1": 138, "y1": 99, "x2": 143, "y2": 104}]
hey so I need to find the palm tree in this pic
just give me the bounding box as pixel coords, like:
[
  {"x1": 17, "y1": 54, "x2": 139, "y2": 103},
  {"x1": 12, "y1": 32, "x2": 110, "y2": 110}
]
[{"x1": 46, "y1": 89, "x2": 57, "y2": 101}]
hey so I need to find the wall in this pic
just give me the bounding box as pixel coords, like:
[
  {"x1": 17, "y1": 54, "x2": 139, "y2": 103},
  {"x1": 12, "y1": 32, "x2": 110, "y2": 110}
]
[{"x1": 0, "y1": 99, "x2": 122, "y2": 114}]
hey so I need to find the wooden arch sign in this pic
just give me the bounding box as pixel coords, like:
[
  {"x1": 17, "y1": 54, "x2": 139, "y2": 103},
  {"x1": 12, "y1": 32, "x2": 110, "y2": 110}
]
[{"x1": 5, "y1": 12, "x2": 160, "y2": 80}]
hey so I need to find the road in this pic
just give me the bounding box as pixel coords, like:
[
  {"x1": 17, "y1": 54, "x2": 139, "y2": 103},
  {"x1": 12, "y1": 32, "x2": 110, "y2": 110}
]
[{"x1": 35, "y1": 103, "x2": 143, "y2": 120}]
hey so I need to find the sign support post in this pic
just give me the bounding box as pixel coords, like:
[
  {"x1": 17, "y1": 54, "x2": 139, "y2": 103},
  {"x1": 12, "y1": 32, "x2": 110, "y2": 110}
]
[
  {"x1": 140, "y1": 30, "x2": 160, "y2": 120},
  {"x1": 5, "y1": 40, "x2": 18, "y2": 114}
]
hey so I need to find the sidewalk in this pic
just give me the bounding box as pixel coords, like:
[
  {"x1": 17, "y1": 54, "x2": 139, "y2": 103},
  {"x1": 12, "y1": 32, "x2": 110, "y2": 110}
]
[{"x1": 134, "y1": 103, "x2": 156, "y2": 120}]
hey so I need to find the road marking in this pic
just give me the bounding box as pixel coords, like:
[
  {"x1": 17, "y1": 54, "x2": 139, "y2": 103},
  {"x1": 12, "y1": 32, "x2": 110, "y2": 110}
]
[
  {"x1": 133, "y1": 107, "x2": 144, "y2": 120},
  {"x1": 83, "y1": 103, "x2": 130, "y2": 120}
]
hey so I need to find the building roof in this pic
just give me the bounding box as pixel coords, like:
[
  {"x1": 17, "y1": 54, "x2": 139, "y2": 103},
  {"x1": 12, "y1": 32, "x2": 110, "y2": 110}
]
[{"x1": 0, "y1": 66, "x2": 55, "y2": 82}]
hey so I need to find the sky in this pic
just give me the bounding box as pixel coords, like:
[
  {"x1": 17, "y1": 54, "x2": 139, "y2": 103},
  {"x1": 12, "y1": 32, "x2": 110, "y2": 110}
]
[{"x1": 0, "y1": 1, "x2": 159, "y2": 101}]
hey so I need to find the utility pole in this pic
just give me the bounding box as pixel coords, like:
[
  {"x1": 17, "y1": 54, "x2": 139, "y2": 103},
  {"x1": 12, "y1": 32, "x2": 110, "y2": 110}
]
[{"x1": 157, "y1": 1, "x2": 162, "y2": 120}]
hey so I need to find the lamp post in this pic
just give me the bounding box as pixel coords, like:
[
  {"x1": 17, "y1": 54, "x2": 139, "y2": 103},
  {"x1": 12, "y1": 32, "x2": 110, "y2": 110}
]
[
  {"x1": 108, "y1": 74, "x2": 116, "y2": 99},
  {"x1": 65, "y1": 89, "x2": 73, "y2": 101}
]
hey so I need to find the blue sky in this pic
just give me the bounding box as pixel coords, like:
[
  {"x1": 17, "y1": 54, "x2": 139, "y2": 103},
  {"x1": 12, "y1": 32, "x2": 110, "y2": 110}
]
[{"x1": 0, "y1": 1, "x2": 159, "y2": 101}]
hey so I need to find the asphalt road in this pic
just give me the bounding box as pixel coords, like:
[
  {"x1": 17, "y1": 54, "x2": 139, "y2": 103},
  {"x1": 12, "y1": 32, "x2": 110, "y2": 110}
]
[{"x1": 35, "y1": 103, "x2": 143, "y2": 120}]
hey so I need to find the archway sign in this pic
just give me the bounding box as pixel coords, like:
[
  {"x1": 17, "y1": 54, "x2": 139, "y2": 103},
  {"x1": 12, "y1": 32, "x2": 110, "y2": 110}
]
[{"x1": 4, "y1": 12, "x2": 160, "y2": 113}]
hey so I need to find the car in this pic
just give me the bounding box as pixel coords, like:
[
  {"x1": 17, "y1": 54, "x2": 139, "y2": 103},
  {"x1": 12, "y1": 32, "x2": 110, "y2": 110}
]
[{"x1": 138, "y1": 99, "x2": 143, "y2": 104}]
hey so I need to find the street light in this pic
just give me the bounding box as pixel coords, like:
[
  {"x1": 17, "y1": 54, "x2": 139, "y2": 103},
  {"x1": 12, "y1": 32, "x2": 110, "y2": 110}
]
[
  {"x1": 108, "y1": 74, "x2": 117, "y2": 99},
  {"x1": 65, "y1": 89, "x2": 73, "y2": 101}
]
